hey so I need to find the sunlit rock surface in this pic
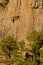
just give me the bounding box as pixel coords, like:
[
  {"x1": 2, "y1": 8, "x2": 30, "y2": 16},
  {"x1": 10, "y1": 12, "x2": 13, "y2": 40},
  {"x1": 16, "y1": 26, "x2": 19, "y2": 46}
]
[{"x1": 0, "y1": 0, "x2": 43, "y2": 41}]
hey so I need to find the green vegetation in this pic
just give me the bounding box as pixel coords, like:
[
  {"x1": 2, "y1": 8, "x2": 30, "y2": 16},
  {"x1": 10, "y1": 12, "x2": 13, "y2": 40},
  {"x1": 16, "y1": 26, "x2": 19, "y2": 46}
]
[
  {"x1": 27, "y1": 30, "x2": 43, "y2": 65},
  {"x1": 0, "y1": 0, "x2": 9, "y2": 8},
  {"x1": 0, "y1": 36, "x2": 25, "y2": 65},
  {"x1": 0, "y1": 36, "x2": 17, "y2": 65},
  {"x1": 0, "y1": 30, "x2": 43, "y2": 65}
]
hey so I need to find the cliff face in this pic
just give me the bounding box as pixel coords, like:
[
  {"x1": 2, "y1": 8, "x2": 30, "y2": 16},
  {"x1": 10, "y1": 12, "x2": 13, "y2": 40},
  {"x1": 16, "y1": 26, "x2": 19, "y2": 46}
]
[{"x1": 0, "y1": 0, "x2": 43, "y2": 41}]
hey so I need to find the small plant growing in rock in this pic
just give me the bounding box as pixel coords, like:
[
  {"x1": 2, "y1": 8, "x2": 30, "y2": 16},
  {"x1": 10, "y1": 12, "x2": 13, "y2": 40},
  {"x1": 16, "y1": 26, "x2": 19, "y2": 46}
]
[
  {"x1": 27, "y1": 30, "x2": 43, "y2": 65},
  {"x1": 0, "y1": 36, "x2": 18, "y2": 65},
  {"x1": 0, "y1": 0, "x2": 9, "y2": 8},
  {"x1": 0, "y1": 36, "x2": 25, "y2": 65}
]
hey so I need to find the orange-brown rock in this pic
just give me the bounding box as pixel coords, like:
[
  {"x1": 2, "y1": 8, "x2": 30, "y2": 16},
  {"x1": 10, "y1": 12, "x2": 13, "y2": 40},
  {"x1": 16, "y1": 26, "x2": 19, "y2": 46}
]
[{"x1": 0, "y1": 0, "x2": 43, "y2": 41}]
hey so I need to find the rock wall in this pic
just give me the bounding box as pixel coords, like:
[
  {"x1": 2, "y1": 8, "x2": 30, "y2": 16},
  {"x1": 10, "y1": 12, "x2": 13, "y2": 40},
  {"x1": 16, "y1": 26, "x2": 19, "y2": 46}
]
[{"x1": 0, "y1": 0, "x2": 43, "y2": 41}]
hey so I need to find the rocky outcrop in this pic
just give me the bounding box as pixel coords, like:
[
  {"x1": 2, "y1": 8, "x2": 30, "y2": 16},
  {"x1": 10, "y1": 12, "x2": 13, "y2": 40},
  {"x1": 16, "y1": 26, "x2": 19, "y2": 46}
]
[{"x1": 0, "y1": 0, "x2": 43, "y2": 41}]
